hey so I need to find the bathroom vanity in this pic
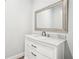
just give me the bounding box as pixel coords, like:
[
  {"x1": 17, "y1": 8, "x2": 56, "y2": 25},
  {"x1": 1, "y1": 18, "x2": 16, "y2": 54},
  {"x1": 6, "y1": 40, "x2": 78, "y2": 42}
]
[
  {"x1": 25, "y1": 34, "x2": 66, "y2": 59},
  {"x1": 25, "y1": 0, "x2": 68, "y2": 59}
]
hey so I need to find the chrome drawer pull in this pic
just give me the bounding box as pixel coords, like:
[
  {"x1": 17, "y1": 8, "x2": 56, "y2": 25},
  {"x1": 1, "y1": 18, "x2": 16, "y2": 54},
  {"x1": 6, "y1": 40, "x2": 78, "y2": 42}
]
[
  {"x1": 31, "y1": 52, "x2": 37, "y2": 56},
  {"x1": 31, "y1": 44, "x2": 37, "y2": 48}
]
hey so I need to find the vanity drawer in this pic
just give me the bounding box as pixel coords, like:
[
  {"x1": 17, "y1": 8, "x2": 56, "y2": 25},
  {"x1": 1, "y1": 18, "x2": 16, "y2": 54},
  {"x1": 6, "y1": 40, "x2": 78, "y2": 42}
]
[
  {"x1": 25, "y1": 45, "x2": 50, "y2": 59},
  {"x1": 35, "y1": 51, "x2": 50, "y2": 59},
  {"x1": 25, "y1": 39, "x2": 37, "y2": 49},
  {"x1": 34, "y1": 42, "x2": 56, "y2": 59},
  {"x1": 25, "y1": 45, "x2": 36, "y2": 59},
  {"x1": 25, "y1": 39, "x2": 56, "y2": 59}
]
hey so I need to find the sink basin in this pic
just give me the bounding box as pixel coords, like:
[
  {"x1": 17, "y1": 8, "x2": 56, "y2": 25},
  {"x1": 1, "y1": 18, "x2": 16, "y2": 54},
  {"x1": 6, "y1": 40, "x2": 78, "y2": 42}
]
[{"x1": 32, "y1": 34, "x2": 48, "y2": 39}]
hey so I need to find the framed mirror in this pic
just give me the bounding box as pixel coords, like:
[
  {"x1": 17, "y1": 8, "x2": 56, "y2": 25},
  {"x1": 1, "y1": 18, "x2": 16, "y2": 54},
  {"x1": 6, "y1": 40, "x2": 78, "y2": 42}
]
[{"x1": 35, "y1": 0, "x2": 68, "y2": 33}]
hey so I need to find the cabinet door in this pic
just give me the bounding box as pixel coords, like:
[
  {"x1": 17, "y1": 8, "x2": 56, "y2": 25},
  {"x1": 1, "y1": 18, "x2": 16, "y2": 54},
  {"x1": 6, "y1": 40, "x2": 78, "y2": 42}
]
[
  {"x1": 26, "y1": 39, "x2": 56, "y2": 59},
  {"x1": 33, "y1": 41, "x2": 56, "y2": 59},
  {"x1": 27, "y1": 51, "x2": 36, "y2": 59},
  {"x1": 25, "y1": 45, "x2": 50, "y2": 59},
  {"x1": 25, "y1": 39, "x2": 57, "y2": 59},
  {"x1": 35, "y1": 51, "x2": 50, "y2": 59},
  {"x1": 25, "y1": 45, "x2": 36, "y2": 59}
]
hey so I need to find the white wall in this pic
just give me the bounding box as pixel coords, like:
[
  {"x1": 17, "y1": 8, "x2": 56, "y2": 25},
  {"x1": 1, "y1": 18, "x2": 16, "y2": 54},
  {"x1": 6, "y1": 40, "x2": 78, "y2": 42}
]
[
  {"x1": 5, "y1": 0, "x2": 73, "y2": 59},
  {"x1": 33, "y1": 0, "x2": 73, "y2": 59},
  {"x1": 5, "y1": 0, "x2": 32, "y2": 58}
]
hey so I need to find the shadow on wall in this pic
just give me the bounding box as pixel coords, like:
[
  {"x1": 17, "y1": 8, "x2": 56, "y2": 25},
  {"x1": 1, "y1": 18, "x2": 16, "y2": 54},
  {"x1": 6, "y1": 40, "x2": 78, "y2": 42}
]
[{"x1": 64, "y1": 41, "x2": 73, "y2": 59}]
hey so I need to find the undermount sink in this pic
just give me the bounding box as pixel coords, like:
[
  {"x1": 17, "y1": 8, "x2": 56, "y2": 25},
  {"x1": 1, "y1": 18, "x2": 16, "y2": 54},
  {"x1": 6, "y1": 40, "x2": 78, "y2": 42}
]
[{"x1": 32, "y1": 34, "x2": 52, "y2": 40}]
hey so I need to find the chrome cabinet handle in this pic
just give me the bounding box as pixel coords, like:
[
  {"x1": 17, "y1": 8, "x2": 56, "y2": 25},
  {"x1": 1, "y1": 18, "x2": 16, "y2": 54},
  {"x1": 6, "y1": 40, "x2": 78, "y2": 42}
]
[
  {"x1": 31, "y1": 44, "x2": 37, "y2": 48},
  {"x1": 31, "y1": 52, "x2": 37, "y2": 56}
]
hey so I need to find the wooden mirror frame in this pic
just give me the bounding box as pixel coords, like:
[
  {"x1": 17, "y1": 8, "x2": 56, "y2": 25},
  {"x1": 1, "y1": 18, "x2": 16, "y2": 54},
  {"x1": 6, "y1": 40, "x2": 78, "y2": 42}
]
[{"x1": 35, "y1": 0, "x2": 68, "y2": 33}]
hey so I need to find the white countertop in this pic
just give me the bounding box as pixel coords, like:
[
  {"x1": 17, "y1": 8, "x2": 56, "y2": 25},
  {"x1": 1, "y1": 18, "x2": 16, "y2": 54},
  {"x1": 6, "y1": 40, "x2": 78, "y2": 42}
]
[{"x1": 25, "y1": 34, "x2": 66, "y2": 46}]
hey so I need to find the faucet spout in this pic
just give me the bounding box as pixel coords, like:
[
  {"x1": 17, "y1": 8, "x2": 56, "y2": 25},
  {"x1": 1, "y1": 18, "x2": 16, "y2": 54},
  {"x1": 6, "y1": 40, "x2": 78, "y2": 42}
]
[{"x1": 42, "y1": 31, "x2": 46, "y2": 36}]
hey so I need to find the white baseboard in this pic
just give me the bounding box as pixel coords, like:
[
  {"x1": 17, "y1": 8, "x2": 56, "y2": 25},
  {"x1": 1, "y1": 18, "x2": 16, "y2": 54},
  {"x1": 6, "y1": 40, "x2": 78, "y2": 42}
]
[{"x1": 7, "y1": 52, "x2": 24, "y2": 59}]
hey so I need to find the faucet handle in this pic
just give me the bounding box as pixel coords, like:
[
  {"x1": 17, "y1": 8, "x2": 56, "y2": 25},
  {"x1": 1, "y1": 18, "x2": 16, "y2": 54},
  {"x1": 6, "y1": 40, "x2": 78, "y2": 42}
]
[{"x1": 47, "y1": 34, "x2": 50, "y2": 37}]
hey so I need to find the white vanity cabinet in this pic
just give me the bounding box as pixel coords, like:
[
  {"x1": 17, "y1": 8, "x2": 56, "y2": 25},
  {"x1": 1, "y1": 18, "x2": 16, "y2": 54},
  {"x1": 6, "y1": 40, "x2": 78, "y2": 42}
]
[{"x1": 25, "y1": 35, "x2": 65, "y2": 59}]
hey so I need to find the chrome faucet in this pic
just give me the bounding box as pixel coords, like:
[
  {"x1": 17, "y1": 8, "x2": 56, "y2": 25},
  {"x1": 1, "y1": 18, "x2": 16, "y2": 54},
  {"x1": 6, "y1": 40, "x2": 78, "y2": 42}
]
[{"x1": 42, "y1": 31, "x2": 46, "y2": 36}]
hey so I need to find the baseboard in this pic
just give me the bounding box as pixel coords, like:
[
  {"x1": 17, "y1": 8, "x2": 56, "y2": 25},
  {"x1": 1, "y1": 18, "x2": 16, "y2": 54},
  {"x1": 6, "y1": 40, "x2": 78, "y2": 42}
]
[{"x1": 7, "y1": 52, "x2": 24, "y2": 59}]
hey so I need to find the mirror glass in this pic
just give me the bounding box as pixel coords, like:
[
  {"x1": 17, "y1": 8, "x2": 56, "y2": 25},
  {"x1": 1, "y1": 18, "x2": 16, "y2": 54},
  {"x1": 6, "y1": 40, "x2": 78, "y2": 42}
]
[
  {"x1": 36, "y1": 3, "x2": 62, "y2": 29},
  {"x1": 35, "y1": 0, "x2": 68, "y2": 32}
]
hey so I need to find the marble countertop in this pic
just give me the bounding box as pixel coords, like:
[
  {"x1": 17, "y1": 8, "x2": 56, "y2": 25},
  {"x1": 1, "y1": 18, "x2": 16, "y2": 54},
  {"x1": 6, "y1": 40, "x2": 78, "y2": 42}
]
[{"x1": 25, "y1": 34, "x2": 66, "y2": 46}]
